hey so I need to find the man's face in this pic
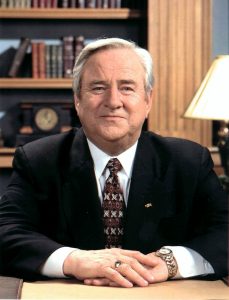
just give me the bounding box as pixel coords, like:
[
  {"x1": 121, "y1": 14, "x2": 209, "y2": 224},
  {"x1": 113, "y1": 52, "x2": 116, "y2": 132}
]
[{"x1": 74, "y1": 48, "x2": 153, "y2": 154}]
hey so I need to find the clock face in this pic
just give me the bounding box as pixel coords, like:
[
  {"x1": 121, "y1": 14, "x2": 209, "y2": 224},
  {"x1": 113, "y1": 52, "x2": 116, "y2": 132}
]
[{"x1": 34, "y1": 107, "x2": 59, "y2": 132}]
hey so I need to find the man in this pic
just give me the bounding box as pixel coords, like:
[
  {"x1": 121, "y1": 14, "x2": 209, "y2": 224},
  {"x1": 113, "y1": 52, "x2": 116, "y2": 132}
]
[{"x1": 0, "y1": 38, "x2": 228, "y2": 288}]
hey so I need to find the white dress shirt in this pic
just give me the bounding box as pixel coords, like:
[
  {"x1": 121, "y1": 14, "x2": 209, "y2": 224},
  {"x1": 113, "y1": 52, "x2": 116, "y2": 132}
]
[{"x1": 41, "y1": 139, "x2": 214, "y2": 278}]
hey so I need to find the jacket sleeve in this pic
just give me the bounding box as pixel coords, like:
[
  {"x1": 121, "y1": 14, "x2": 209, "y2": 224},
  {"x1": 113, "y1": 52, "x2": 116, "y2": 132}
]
[
  {"x1": 0, "y1": 146, "x2": 64, "y2": 280},
  {"x1": 183, "y1": 147, "x2": 228, "y2": 279}
]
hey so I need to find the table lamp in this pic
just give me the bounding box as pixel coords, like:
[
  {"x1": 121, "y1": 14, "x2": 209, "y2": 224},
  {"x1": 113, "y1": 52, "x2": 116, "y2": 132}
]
[{"x1": 183, "y1": 55, "x2": 229, "y2": 176}]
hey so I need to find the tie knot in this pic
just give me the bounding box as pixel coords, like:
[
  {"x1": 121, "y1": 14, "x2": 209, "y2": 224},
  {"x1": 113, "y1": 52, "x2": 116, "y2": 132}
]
[{"x1": 106, "y1": 158, "x2": 122, "y2": 174}]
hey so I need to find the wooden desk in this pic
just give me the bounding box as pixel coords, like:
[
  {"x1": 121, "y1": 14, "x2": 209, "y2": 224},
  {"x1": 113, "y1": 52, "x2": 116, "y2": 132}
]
[{"x1": 21, "y1": 279, "x2": 229, "y2": 300}]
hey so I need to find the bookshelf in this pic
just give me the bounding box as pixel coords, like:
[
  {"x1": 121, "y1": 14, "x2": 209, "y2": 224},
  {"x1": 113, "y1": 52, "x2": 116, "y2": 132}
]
[
  {"x1": 0, "y1": 3, "x2": 147, "y2": 151},
  {"x1": 0, "y1": 78, "x2": 72, "y2": 89},
  {"x1": 0, "y1": 8, "x2": 142, "y2": 19},
  {"x1": 0, "y1": 0, "x2": 213, "y2": 182}
]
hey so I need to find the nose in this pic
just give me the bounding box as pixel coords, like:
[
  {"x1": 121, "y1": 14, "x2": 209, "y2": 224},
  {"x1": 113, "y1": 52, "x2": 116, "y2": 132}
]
[{"x1": 104, "y1": 86, "x2": 123, "y2": 109}]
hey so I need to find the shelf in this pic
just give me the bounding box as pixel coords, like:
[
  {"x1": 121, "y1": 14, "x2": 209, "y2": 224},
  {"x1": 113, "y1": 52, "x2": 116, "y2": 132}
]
[
  {"x1": 0, "y1": 8, "x2": 143, "y2": 19},
  {"x1": 0, "y1": 148, "x2": 15, "y2": 168},
  {"x1": 0, "y1": 78, "x2": 72, "y2": 89}
]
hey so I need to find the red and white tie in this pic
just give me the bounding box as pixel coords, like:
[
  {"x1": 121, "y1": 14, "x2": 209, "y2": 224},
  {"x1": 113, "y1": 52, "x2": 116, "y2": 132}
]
[{"x1": 102, "y1": 158, "x2": 126, "y2": 248}]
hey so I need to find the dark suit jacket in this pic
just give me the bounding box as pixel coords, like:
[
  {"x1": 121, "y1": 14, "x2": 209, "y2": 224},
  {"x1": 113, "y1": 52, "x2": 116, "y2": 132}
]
[{"x1": 0, "y1": 128, "x2": 228, "y2": 280}]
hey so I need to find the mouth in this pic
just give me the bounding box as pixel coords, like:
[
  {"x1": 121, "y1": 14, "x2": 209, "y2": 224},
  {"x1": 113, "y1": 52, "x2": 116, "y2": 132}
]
[{"x1": 101, "y1": 115, "x2": 125, "y2": 120}]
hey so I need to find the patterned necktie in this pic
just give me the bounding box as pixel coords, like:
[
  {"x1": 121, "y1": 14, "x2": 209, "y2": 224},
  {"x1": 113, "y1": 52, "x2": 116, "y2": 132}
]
[{"x1": 102, "y1": 158, "x2": 126, "y2": 248}]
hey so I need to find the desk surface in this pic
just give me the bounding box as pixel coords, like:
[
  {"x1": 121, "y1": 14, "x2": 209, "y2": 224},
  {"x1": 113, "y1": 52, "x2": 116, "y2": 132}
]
[{"x1": 21, "y1": 279, "x2": 229, "y2": 300}]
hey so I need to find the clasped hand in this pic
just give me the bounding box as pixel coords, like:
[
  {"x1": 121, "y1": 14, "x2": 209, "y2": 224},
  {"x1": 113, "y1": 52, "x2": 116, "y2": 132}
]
[{"x1": 63, "y1": 248, "x2": 169, "y2": 288}]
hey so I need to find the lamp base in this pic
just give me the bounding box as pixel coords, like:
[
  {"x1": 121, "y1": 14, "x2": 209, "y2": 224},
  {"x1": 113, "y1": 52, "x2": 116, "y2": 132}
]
[{"x1": 217, "y1": 121, "x2": 229, "y2": 176}]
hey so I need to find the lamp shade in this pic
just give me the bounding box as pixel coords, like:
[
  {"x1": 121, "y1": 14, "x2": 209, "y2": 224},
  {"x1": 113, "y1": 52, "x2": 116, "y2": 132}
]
[{"x1": 183, "y1": 55, "x2": 229, "y2": 121}]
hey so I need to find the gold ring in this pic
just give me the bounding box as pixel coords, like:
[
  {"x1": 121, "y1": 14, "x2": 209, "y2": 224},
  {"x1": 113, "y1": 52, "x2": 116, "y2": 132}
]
[{"x1": 114, "y1": 260, "x2": 122, "y2": 268}]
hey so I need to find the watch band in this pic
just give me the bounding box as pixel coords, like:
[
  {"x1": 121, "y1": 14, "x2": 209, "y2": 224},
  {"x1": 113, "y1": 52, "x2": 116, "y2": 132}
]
[{"x1": 155, "y1": 247, "x2": 178, "y2": 279}]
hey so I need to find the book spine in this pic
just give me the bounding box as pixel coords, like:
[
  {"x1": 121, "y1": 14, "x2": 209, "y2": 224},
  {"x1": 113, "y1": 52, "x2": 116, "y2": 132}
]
[
  {"x1": 109, "y1": 0, "x2": 116, "y2": 8},
  {"x1": 46, "y1": 0, "x2": 52, "y2": 7},
  {"x1": 69, "y1": 0, "x2": 76, "y2": 7},
  {"x1": 32, "y1": 0, "x2": 39, "y2": 7},
  {"x1": 102, "y1": 0, "x2": 109, "y2": 8},
  {"x1": 21, "y1": 0, "x2": 27, "y2": 7},
  {"x1": 50, "y1": 45, "x2": 58, "y2": 78},
  {"x1": 96, "y1": 0, "x2": 102, "y2": 8},
  {"x1": 45, "y1": 44, "x2": 51, "y2": 78},
  {"x1": 32, "y1": 42, "x2": 39, "y2": 78},
  {"x1": 8, "y1": 38, "x2": 31, "y2": 78},
  {"x1": 38, "y1": 42, "x2": 46, "y2": 78},
  {"x1": 77, "y1": 0, "x2": 85, "y2": 8},
  {"x1": 57, "y1": 44, "x2": 63, "y2": 78},
  {"x1": 51, "y1": 0, "x2": 57, "y2": 7},
  {"x1": 74, "y1": 35, "x2": 85, "y2": 59},
  {"x1": 61, "y1": 0, "x2": 68, "y2": 8},
  {"x1": 39, "y1": 0, "x2": 46, "y2": 7},
  {"x1": 86, "y1": 0, "x2": 96, "y2": 8},
  {"x1": 0, "y1": 0, "x2": 8, "y2": 8},
  {"x1": 110, "y1": 0, "x2": 121, "y2": 8},
  {"x1": 25, "y1": 0, "x2": 32, "y2": 7},
  {"x1": 116, "y1": 0, "x2": 121, "y2": 8},
  {"x1": 63, "y1": 36, "x2": 74, "y2": 78},
  {"x1": 7, "y1": 0, "x2": 13, "y2": 8}
]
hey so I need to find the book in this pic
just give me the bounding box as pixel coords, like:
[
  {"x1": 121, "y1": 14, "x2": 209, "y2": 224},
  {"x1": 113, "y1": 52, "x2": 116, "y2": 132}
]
[
  {"x1": 96, "y1": 0, "x2": 103, "y2": 7},
  {"x1": 86, "y1": 0, "x2": 96, "y2": 8},
  {"x1": 32, "y1": 42, "x2": 39, "y2": 78},
  {"x1": 0, "y1": 47, "x2": 17, "y2": 77},
  {"x1": 50, "y1": 44, "x2": 59, "y2": 78},
  {"x1": 70, "y1": 0, "x2": 77, "y2": 7},
  {"x1": 17, "y1": 52, "x2": 32, "y2": 77},
  {"x1": 61, "y1": 0, "x2": 68, "y2": 7},
  {"x1": 0, "y1": 276, "x2": 23, "y2": 299},
  {"x1": 51, "y1": 0, "x2": 58, "y2": 7},
  {"x1": 45, "y1": 44, "x2": 51, "y2": 78},
  {"x1": 38, "y1": 42, "x2": 46, "y2": 78},
  {"x1": 74, "y1": 35, "x2": 85, "y2": 59},
  {"x1": 32, "y1": 0, "x2": 39, "y2": 7},
  {"x1": 103, "y1": 0, "x2": 109, "y2": 8},
  {"x1": 63, "y1": 36, "x2": 74, "y2": 78},
  {"x1": 78, "y1": 0, "x2": 85, "y2": 8},
  {"x1": 57, "y1": 44, "x2": 63, "y2": 78},
  {"x1": 8, "y1": 38, "x2": 31, "y2": 78}
]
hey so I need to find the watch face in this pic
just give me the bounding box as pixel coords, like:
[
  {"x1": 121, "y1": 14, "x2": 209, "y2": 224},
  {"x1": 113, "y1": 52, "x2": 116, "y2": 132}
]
[
  {"x1": 159, "y1": 248, "x2": 171, "y2": 255},
  {"x1": 34, "y1": 107, "x2": 59, "y2": 132}
]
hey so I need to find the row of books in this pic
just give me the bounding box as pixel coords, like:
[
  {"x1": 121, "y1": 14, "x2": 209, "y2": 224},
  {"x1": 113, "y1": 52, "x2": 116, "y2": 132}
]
[
  {"x1": 7, "y1": 36, "x2": 86, "y2": 78},
  {"x1": 0, "y1": 0, "x2": 128, "y2": 8}
]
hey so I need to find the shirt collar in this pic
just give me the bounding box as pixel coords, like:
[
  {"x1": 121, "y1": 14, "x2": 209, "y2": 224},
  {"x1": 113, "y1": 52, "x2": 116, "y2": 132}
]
[{"x1": 87, "y1": 139, "x2": 138, "y2": 179}]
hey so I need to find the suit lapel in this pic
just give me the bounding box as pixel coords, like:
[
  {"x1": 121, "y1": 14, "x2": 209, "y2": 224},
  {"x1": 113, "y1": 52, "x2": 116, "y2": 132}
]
[
  {"x1": 61, "y1": 129, "x2": 104, "y2": 249},
  {"x1": 123, "y1": 132, "x2": 171, "y2": 251}
]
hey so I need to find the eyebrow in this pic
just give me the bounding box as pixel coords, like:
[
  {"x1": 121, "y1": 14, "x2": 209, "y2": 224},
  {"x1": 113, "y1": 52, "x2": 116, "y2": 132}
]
[{"x1": 89, "y1": 79, "x2": 137, "y2": 86}]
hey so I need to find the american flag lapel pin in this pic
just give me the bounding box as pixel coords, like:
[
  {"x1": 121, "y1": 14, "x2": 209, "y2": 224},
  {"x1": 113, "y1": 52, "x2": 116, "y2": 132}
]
[{"x1": 144, "y1": 203, "x2": 152, "y2": 208}]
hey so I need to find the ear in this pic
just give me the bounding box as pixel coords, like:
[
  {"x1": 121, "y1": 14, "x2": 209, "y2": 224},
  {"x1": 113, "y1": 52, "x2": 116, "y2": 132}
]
[
  {"x1": 145, "y1": 89, "x2": 154, "y2": 118},
  {"x1": 74, "y1": 94, "x2": 80, "y2": 114}
]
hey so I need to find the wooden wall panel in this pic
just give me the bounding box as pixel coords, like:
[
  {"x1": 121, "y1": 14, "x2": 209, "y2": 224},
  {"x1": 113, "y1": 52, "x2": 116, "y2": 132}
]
[{"x1": 147, "y1": 0, "x2": 212, "y2": 146}]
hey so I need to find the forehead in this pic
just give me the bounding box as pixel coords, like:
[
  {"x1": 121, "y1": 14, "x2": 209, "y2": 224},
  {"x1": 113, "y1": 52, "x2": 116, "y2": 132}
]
[{"x1": 82, "y1": 48, "x2": 145, "y2": 79}]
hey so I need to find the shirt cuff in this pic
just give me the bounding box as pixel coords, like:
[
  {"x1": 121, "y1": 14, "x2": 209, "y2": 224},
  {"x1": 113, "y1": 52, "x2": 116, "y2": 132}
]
[
  {"x1": 166, "y1": 246, "x2": 215, "y2": 279},
  {"x1": 40, "y1": 247, "x2": 77, "y2": 278}
]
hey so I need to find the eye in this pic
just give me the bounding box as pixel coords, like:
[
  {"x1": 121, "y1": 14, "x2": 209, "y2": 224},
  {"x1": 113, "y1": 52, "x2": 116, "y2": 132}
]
[
  {"x1": 120, "y1": 86, "x2": 134, "y2": 94},
  {"x1": 91, "y1": 86, "x2": 106, "y2": 94}
]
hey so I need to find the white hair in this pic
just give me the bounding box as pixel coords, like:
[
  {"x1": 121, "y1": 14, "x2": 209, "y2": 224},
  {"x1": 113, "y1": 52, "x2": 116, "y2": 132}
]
[{"x1": 72, "y1": 37, "x2": 154, "y2": 96}]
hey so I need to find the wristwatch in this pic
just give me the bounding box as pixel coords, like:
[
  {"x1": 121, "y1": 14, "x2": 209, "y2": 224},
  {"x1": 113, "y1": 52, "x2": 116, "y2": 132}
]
[{"x1": 155, "y1": 247, "x2": 178, "y2": 279}]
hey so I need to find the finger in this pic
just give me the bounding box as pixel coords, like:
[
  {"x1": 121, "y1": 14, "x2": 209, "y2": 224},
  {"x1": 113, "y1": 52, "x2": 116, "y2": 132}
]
[
  {"x1": 101, "y1": 267, "x2": 133, "y2": 288},
  {"x1": 84, "y1": 278, "x2": 111, "y2": 286},
  {"x1": 115, "y1": 263, "x2": 149, "y2": 287},
  {"x1": 123, "y1": 256, "x2": 155, "y2": 283},
  {"x1": 119, "y1": 249, "x2": 157, "y2": 268},
  {"x1": 84, "y1": 278, "x2": 120, "y2": 287}
]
